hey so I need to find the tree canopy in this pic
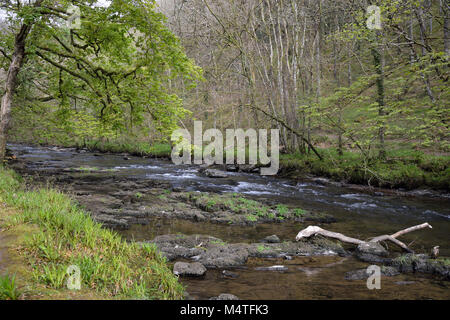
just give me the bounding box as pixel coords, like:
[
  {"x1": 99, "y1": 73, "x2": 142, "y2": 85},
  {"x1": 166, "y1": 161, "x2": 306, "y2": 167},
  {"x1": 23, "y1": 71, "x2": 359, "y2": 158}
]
[{"x1": 0, "y1": 0, "x2": 202, "y2": 156}]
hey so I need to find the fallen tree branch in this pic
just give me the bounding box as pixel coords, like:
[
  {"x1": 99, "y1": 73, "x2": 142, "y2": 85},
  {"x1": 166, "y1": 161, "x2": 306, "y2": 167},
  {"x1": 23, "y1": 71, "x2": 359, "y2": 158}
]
[
  {"x1": 295, "y1": 226, "x2": 365, "y2": 245},
  {"x1": 295, "y1": 223, "x2": 433, "y2": 253}
]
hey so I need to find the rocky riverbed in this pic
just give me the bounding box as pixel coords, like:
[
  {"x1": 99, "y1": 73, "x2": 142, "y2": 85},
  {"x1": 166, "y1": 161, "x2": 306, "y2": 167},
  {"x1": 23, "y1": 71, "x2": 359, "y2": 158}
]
[{"x1": 5, "y1": 144, "x2": 450, "y2": 299}]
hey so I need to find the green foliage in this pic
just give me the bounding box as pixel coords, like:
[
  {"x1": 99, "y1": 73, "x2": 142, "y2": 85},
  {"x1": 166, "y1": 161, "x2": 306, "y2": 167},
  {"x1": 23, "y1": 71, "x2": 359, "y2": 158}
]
[
  {"x1": 256, "y1": 245, "x2": 269, "y2": 253},
  {"x1": 293, "y1": 208, "x2": 307, "y2": 217},
  {"x1": 280, "y1": 148, "x2": 450, "y2": 190},
  {"x1": 276, "y1": 205, "x2": 289, "y2": 217},
  {"x1": 4, "y1": 0, "x2": 203, "y2": 147},
  {"x1": 0, "y1": 274, "x2": 21, "y2": 300}
]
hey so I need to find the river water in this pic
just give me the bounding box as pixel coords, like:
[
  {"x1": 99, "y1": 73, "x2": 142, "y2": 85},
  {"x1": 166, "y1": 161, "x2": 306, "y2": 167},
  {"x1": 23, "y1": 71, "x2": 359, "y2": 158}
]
[{"x1": 7, "y1": 144, "x2": 450, "y2": 299}]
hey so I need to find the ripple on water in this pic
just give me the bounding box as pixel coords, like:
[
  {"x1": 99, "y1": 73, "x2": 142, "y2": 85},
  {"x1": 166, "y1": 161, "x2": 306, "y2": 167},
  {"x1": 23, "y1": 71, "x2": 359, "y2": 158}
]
[
  {"x1": 423, "y1": 210, "x2": 450, "y2": 220},
  {"x1": 114, "y1": 164, "x2": 161, "y2": 170}
]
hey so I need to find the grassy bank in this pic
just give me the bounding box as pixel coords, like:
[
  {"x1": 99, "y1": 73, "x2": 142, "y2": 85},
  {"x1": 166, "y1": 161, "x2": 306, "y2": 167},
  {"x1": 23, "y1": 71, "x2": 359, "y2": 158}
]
[
  {"x1": 280, "y1": 148, "x2": 450, "y2": 191},
  {"x1": 0, "y1": 167, "x2": 183, "y2": 300},
  {"x1": 80, "y1": 140, "x2": 172, "y2": 158}
]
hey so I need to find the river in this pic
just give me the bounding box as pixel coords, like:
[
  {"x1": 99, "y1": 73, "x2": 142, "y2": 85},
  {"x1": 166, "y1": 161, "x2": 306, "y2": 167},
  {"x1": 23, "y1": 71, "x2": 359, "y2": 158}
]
[{"x1": 6, "y1": 143, "x2": 450, "y2": 299}]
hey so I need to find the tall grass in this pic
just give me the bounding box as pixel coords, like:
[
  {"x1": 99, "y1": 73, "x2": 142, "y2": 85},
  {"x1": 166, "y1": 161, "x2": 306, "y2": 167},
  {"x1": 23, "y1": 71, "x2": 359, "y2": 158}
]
[
  {"x1": 0, "y1": 274, "x2": 21, "y2": 300},
  {"x1": 0, "y1": 168, "x2": 183, "y2": 299}
]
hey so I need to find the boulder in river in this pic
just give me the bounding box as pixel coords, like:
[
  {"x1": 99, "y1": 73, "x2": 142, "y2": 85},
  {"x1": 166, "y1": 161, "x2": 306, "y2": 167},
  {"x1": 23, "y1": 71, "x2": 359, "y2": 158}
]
[
  {"x1": 203, "y1": 169, "x2": 229, "y2": 178},
  {"x1": 149, "y1": 234, "x2": 348, "y2": 268},
  {"x1": 389, "y1": 254, "x2": 450, "y2": 280},
  {"x1": 355, "y1": 242, "x2": 390, "y2": 263},
  {"x1": 222, "y1": 270, "x2": 240, "y2": 279},
  {"x1": 356, "y1": 242, "x2": 388, "y2": 257},
  {"x1": 173, "y1": 262, "x2": 207, "y2": 277},
  {"x1": 238, "y1": 164, "x2": 259, "y2": 173},
  {"x1": 345, "y1": 266, "x2": 399, "y2": 280},
  {"x1": 260, "y1": 235, "x2": 281, "y2": 244},
  {"x1": 200, "y1": 244, "x2": 249, "y2": 268}
]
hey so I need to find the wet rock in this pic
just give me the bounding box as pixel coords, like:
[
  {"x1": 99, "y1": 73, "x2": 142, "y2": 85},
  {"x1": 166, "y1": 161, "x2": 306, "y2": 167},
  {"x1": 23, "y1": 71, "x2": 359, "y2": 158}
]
[
  {"x1": 345, "y1": 266, "x2": 399, "y2": 280},
  {"x1": 150, "y1": 234, "x2": 347, "y2": 269},
  {"x1": 173, "y1": 262, "x2": 207, "y2": 277},
  {"x1": 381, "y1": 266, "x2": 401, "y2": 277},
  {"x1": 203, "y1": 169, "x2": 228, "y2": 178},
  {"x1": 226, "y1": 165, "x2": 239, "y2": 172},
  {"x1": 209, "y1": 294, "x2": 239, "y2": 300},
  {"x1": 222, "y1": 270, "x2": 240, "y2": 279},
  {"x1": 199, "y1": 244, "x2": 249, "y2": 268},
  {"x1": 260, "y1": 235, "x2": 280, "y2": 244},
  {"x1": 198, "y1": 164, "x2": 211, "y2": 173},
  {"x1": 356, "y1": 253, "x2": 392, "y2": 264},
  {"x1": 356, "y1": 242, "x2": 388, "y2": 257},
  {"x1": 255, "y1": 265, "x2": 288, "y2": 272},
  {"x1": 355, "y1": 242, "x2": 390, "y2": 263},
  {"x1": 390, "y1": 254, "x2": 450, "y2": 280},
  {"x1": 150, "y1": 234, "x2": 215, "y2": 261},
  {"x1": 238, "y1": 164, "x2": 259, "y2": 173}
]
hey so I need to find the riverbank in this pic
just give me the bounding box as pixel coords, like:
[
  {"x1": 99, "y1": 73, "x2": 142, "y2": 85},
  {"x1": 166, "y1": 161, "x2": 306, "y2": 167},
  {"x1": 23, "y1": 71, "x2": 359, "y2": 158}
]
[
  {"x1": 0, "y1": 167, "x2": 183, "y2": 300},
  {"x1": 279, "y1": 149, "x2": 450, "y2": 191}
]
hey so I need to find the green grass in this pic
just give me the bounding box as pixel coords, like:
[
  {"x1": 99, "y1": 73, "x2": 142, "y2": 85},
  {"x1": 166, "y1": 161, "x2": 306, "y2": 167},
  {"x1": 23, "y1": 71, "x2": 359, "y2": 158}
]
[
  {"x1": 0, "y1": 167, "x2": 183, "y2": 300},
  {"x1": 276, "y1": 205, "x2": 289, "y2": 217},
  {"x1": 0, "y1": 274, "x2": 21, "y2": 300},
  {"x1": 293, "y1": 208, "x2": 308, "y2": 217},
  {"x1": 81, "y1": 141, "x2": 172, "y2": 158},
  {"x1": 182, "y1": 192, "x2": 312, "y2": 222}
]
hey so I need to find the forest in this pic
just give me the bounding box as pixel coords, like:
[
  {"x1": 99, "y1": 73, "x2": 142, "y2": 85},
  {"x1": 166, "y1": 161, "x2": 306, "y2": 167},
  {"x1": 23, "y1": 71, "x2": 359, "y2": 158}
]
[
  {"x1": 1, "y1": 0, "x2": 449, "y2": 190},
  {"x1": 0, "y1": 0, "x2": 449, "y2": 302}
]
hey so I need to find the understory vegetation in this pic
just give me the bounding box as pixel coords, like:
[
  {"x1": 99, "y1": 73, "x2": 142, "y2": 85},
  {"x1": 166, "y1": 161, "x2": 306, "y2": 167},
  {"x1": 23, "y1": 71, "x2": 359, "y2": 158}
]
[
  {"x1": 279, "y1": 148, "x2": 450, "y2": 190},
  {"x1": 0, "y1": 168, "x2": 183, "y2": 300},
  {"x1": 1, "y1": 1, "x2": 448, "y2": 191}
]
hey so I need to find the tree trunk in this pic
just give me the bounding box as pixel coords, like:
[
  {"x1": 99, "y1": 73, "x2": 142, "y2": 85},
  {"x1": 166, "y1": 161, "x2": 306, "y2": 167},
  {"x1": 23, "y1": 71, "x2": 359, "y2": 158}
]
[
  {"x1": 0, "y1": 24, "x2": 31, "y2": 161},
  {"x1": 444, "y1": 0, "x2": 450, "y2": 57}
]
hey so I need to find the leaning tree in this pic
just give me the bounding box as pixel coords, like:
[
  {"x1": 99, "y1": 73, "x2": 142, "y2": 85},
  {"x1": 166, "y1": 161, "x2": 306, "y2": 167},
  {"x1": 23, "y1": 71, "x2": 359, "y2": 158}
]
[{"x1": 0, "y1": 0, "x2": 202, "y2": 160}]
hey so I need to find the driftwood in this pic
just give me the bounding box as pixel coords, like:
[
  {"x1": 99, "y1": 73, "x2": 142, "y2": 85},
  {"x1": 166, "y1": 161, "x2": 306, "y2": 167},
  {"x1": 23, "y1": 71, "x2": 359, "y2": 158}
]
[{"x1": 295, "y1": 223, "x2": 433, "y2": 253}]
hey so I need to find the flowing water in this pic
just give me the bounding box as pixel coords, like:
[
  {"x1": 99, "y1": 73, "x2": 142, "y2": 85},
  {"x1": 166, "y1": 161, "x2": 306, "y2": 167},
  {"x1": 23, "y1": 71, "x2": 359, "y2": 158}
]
[{"x1": 6, "y1": 144, "x2": 450, "y2": 299}]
